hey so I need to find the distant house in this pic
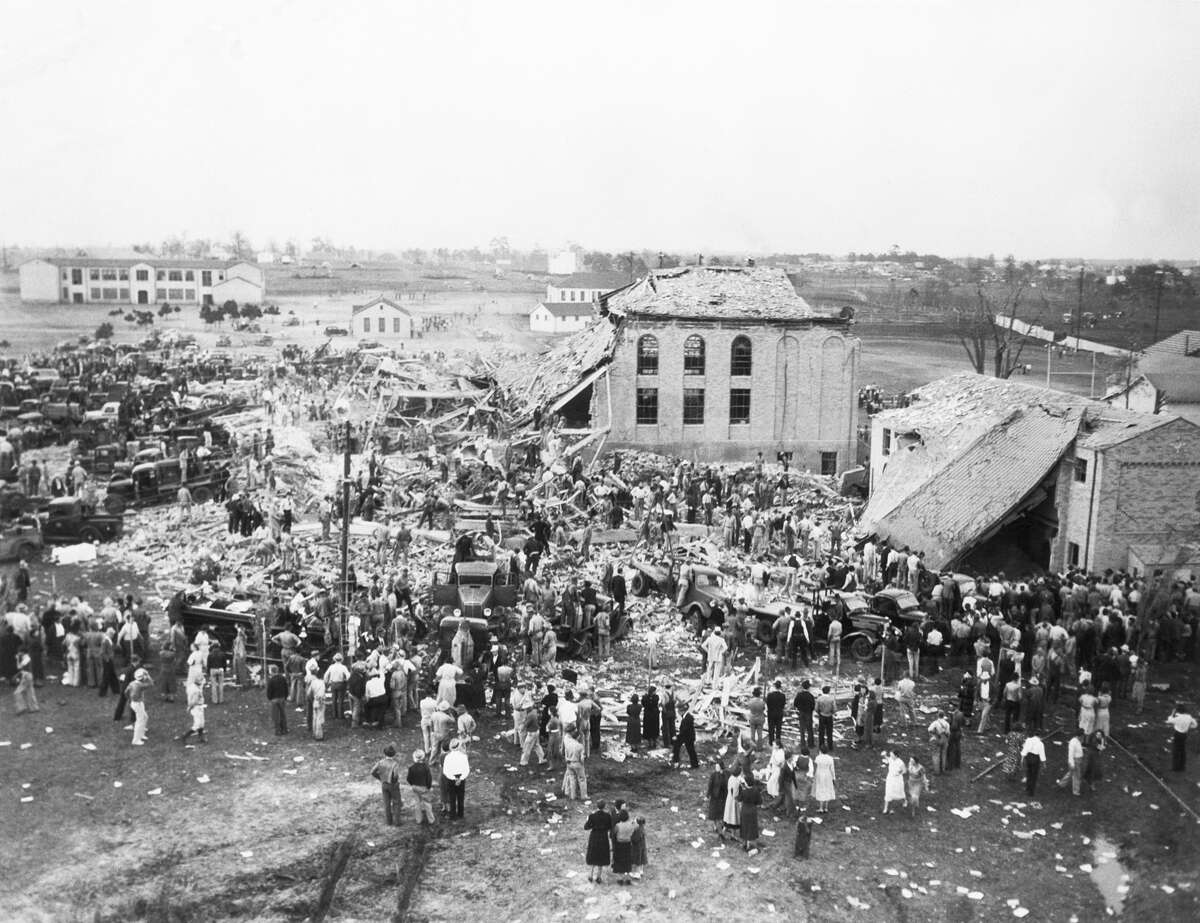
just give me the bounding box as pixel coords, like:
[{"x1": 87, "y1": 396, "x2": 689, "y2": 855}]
[
  {"x1": 529, "y1": 301, "x2": 594, "y2": 334},
  {"x1": 352, "y1": 295, "x2": 413, "y2": 341},
  {"x1": 256, "y1": 251, "x2": 276, "y2": 264},
  {"x1": 545, "y1": 271, "x2": 630, "y2": 305},
  {"x1": 1105, "y1": 329, "x2": 1200, "y2": 424},
  {"x1": 18, "y1": 257, "x2": 265, "y2": 305}
]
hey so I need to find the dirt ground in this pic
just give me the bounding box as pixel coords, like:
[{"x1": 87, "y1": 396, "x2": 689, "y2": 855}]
[{"x1": 3, "y1": 617, "x2": 1199, "y2": 923}]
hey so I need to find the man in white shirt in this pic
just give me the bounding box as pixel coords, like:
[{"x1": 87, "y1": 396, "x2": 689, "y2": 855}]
[
  {"x1": 826, "y1": 616, "x2": 843, "y2": 673},
  {"x1": 1057, "y1": 730, "x2": 1084, "y2": 795},
  {"x1": 895, "y1": 674, "x2": 917, "y2": 726},
  {"x1": 1169, "y1": 705, "x2": 1199, "y2": 772},
  {"x1": 1020, "y1": 731, "x2": 1047, "y2": 795}
]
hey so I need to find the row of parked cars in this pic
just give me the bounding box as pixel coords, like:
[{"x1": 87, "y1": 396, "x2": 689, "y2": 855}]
[{"x1": 625, "y1": 552, "x2": 978, "y2": 662}]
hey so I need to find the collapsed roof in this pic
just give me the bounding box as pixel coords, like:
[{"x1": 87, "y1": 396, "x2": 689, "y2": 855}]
[
  {"x1": 605, "y1": 265, "x2": 826, "y2": 322},
  {"x1": 861, "y1": 372, "x2": 1185, "y2": 569}
]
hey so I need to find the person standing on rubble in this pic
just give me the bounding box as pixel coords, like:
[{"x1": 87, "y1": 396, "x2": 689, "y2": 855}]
[{"x1": 702, "y1": 628, "x2": 728, "y2": 686}]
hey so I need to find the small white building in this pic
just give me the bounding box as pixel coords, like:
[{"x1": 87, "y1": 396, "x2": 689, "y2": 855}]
[
  {"x1": 352, "y1": 295, "x2": 414, "y2": 340},
  {"x1": 256, "y1": 251, "x2": 276, "y2": 264},
  {"x1": 529, "y1": 301, "x2": 594, "y2": 334}
]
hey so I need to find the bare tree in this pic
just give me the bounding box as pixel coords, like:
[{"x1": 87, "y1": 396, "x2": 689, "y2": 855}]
[
  {"x1": 230, "y1": 230, "x2": 252, "y2": 260},
  {"x1": 953, "y1": 283, "x2": 1040, "y2": 379}
]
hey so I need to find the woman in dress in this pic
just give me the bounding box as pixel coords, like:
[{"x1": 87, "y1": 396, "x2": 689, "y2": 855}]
[
  {"x1": 946, "y1": 707, "x2": 965, "y2": 771},
  {"x1": 905, "y1": 755, "x2": 928, "y2": 818},
  {"x1": 1083, "y1": 730, "x2": 1105, "y2": 791},
  {"x1": 812, "y1": 744, "x2": 837, "y2": 812},
  {"x1": 765, "y1": 742, "x2": 786, "y2": 803},
  {"x1": 625, "y1": 694, "x2": 642, "y2": 751},
  {"x1": 882, "y1": 749, "x2": 907, "y2": 814},
  {"x1": 1077, "y1": 683, "x2": 1097, "y2": 736},
  {"x1": 232, "y1": 625, "x2": 250, "y2": 687},
  {"x1": 584, "y1": 801, "x2": 612, "y2": 883},
  {"x1": 63, "y1": 626, "x2": 81, "y2": 686},
  {"x1": 739, "y1": 778, "x2": 763, "y2": 851},
  {"x1": 1094, "y1": 683, "x2": 1113, "y2": 739},
  {"x1": 641, "y1": 686, "x2": 660, "y2": 748},
  {"x1": 1131, "y1": 659, "x2": 1148, "y2": 714},
  {"x1": 957, "y1": 672, "x2": 976, "y2": 719},
  {"x1": 435, "y1": 660, "x2": 461, "y2": 707},
  {"x1": 631, "y1": 817, "x2": 648, "y2": 878},
  {"x1": 794, "y1": 748, "x2": 813, "y2": 814},
  {"x1": 706, "y1": 760, "x2": 728, "y2": 834},
  {"x1": 723, "y1": 764, "x2": 745, "y2": 837},
  {"x1": 611, "y1": 810, "x2": 637, "y2": 885},
  {"x1": 770, "y1": 751, "x2": 798, "y2": 818}
]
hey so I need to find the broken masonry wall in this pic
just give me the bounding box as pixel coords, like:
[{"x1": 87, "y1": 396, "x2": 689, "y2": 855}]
[
  {"x1": 1050, "y1": 447, "x2": 1099, "y2": 573},
  {"x1": 1085, "y1": 418, "x2": 1200, "y2": 573},
  {"x1": 606, "y1": 317, "x2": 858, "y2": 468}
]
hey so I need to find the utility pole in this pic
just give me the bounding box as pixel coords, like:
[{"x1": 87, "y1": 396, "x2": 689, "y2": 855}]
[
  {"x1": 1089, "y1": 350, "x2": 1097, "y2": 398},
  {"x1": 1074, "y1": 266, "x2": 1084, "y2": 347},
  {"x1": 1045, "y1": 342, "x2": 1052, "y2": 387},
  {"x1": 1152, "y1": 268, "x2": 1165, "y2": 345},
  {"x1": 340, "y1": 419, "x2": 352, "y2": 658}
]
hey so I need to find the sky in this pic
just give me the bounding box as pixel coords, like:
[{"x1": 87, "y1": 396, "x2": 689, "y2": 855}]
[{"x1": 2, "y1": 0, "x2": 1199, "y2": 260}]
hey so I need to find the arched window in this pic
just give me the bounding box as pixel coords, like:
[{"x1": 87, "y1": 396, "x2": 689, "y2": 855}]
[
  {"x1": 730, "y1": 335, "x2": 752, "y2": 376},
  {"x1": 637, "y1": 334, "x2": 659, "y2": 375},
  {"x1": 683, "y1": 334, "x2": 705, "y2": 376}
]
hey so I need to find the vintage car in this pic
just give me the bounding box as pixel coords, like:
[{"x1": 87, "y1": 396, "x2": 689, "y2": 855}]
[
  {"x1": 0, "y1": 518, "x2": 43, "y2": 562},
  {"x1": 627, "y1": 556, "x2": 730, "y2": 632},
  {"x1": 40, "y1": 497, "x2": 124, "y2": 544},
  {"x1": 103, "y1": 457, "x2": 226, "y2": 513},
  {"x1": 79, "y1": 443, "x2": 130, "y2": 478},
  {"x1": 870, "y1": 588, "x2": 927, "y2": 624},
  {"x1": 430, "y1": 558, "x2": 517, "y2": 622}
]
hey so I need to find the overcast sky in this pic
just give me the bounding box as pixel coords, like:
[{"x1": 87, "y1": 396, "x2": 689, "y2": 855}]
[{"x1": 2, "y1": 0, "x2": 1198, "y2": 260}]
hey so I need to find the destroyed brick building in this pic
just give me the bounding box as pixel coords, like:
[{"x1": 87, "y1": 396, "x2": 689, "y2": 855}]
[
  {"x1": 497, "y1": 266, "x2": 860, "y2": 468},
  {"x1": 861, "y1": 372, "x2": 1200, "y2": 576}
]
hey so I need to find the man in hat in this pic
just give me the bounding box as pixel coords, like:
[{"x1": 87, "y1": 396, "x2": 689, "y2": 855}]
[
  {"x1": 266, "y1": 664, "x2": 289, "y2": 735},
  {"x1": 371, "y1": 744, "x2": 404, "y2": 825},
  {"x1": 128, "y1": 667, "x2": 152, "y2": 745},
  {"x1": 671, "y1": 701, "x2": 698, "y2": 768},
  {"x1": 178, "y1": 673, "x2": 208, "y2": 744},
  {"x1": 442, "y1": 739, "x2": 470, "y2": 819},
  {"x1": 407, "y1": 749, "x2": 435, "y2": 824},
  {"x1": 431, "y1": 701, "x2": 457, "y2": 753},
  {"x1": 324, "y1": 653, "x2": 350, "y2": 721},
  {"x1": 1023, "y1": 675, "x2": 1045, "y2": 732}
]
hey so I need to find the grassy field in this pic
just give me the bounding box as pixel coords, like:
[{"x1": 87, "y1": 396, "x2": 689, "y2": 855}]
[{"x1": 858, "y1": 330, "x2": 1122, "y2": 399}]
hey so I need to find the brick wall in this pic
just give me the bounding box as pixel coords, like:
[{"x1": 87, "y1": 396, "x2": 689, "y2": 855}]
[
  {"x1": 604, "y1": 317, "x2": 859, "y2": 467},
  {"x1": 1053, "y1": 418, "x2": 1200, "y2": 572}
]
